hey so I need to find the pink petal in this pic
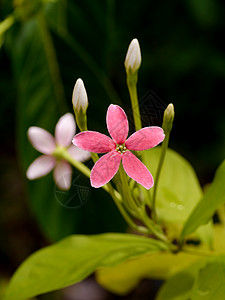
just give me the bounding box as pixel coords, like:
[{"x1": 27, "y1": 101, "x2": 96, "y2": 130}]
[
  {"x1": 53, "y1": 160, "x2": 72, "y2": 190},
  {"x1": 26, "y1": 155, "x2": 56, "y2": 179},
  {"x1": 106, "y1": 104, "x2": 129, "y2": 144},
  {"x1": 125, "y1": 127, "x2": 165, "y2": 151},
  {"x1": 55, "y1": 113, "x2": 76, "y2": 147},
  {"x1": 122, "y1": 151, "x2": 154, "y2": 189},
  {"x1": 73, "y1": 131, "x2": 116, "y2": 153},
  {"x1": 90, "y1": 150, "x2": 121, "y2": 188},
  {"x1": 67, "y1": 144, "x2": 91, "y2": 162},
  {"x1": 28, "y1": 127, "x2": 56, "y2": 154}
]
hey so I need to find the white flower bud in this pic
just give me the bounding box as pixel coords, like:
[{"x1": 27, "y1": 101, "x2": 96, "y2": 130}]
[
  {"x1": 72, "y1": 78, "x2": 88, "y2": 112},
  {"x1": 124, "y1": 38, "x2": 141, "y2": 74}
]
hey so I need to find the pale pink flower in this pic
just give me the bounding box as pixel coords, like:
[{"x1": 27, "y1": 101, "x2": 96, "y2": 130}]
[
  {"x1": 72, "y1": 105, "x2": 165, "y2": 189},
  {"x1": 26, "y1": 113, "x2": 90, "y2": 190}
]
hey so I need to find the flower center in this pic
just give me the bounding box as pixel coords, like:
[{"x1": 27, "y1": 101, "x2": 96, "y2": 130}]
[
  {"x1": 52, "y1": 145, "x2": 67, "y2": 159},
  {"x1": 116, "y1": 144, "x2": 127, "y2": 154}
]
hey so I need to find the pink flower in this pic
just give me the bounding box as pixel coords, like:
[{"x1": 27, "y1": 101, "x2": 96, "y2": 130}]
[
  {"x1": 72, "y1": 105, "x2": 165, "y2": 189},
  {"x1": 26, "y1": 113, "x2": 90, "y2": 190}
]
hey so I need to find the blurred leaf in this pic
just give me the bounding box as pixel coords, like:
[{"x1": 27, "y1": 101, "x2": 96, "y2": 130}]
[
  {"x1": 181, "y1": 159, "x2": 225, "y2": 239},
  {"x1": 157, "y1": 255, "x2": 225, "y2": 300},
  {"x1": 195, "y1": 221, "x2": 213, "y2": 249},
  {"x1": 156, "y1": 260, "x2": 205, "y2": 300},
  {"x1": 145, "y1": 147, "x2": 214, "y2": 246},
  {"x1": 0, "y1": 15, "x2": 15, "y2": 48},
  {"x1": 5, "y1": 13, "x2": 69, "y2": 240},
  {"x1": 192, "y1": 256, "x2": 225, "y2": 299},
  {"x1": 213, "y1": 225, "x2": 225, "y2": 253},
  {"x1": 13, "y1": 0, "x2": 43, "y2": 22},
  {"x1": 5, "y1": 4, "x2": 126, "y2": 240},
  {"x1": 3, "y1": 233, "x2": 168, "y2": 300},
  {"x1": 44, "y1": 0, "x2": 68, "y2": 30},
  {"x1": 97, "y1": 224, "x2": 225, "y2": 295},
  {"x1": 45, "y1": 0, "x2": 121, "y2": 107},
  {"x1": 96, "y1": 251, "x2": 201, "y2": 295},
  {"x1": 146, "y1": 147, "x2": 203, "y2": 224}
]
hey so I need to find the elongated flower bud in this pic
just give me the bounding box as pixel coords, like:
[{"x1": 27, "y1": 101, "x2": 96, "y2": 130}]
[
  {"x1": 72, "y1": 78, "x2": 88, "y2": 112},
  {"x1": 124, "y1": 38, "x2": 141, "y2": 74},
  {"x1": 162, "y1": 103, "x2": 175, "y2": 134},
  {"x1": 72, "y1": 78, "x2": 88, "y2": 131}
]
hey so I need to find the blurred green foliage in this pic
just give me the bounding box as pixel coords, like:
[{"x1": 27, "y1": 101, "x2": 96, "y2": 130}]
[{"x1": 0, "y1": 0, "x2": 225, "y2": 284}]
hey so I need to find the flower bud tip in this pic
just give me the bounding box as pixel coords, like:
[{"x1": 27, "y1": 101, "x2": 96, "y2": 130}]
[
  {"x1": 72, "y1": 78, "x2": 88, "y2": 112},
  {"x1": 165, "y1": 103, "x2": 174, "y2": 121},
  {"x1": 125, "y1": 38, "x2": 141, "y2": 74},
  {"x1": 163, "y1": 103, "x2": 175, "y2": 133}
]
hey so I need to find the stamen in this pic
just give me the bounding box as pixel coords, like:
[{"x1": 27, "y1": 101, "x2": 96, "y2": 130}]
[{"x1": 116, "y1": 144, "x2": 127, "y2": 154}]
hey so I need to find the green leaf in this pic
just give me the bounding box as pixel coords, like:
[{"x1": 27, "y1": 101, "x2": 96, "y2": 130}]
[
  {"x1": 157, "y1": 255, "x2": 225, "y2": 300},
  {"x1": 195, "y1": 221, "x2": 213, "y2": 249},
  {"x1": 156, "y1": 260, "x2": 204, "y2": 300},
  {"x1": 96, "y1": 251, "x2": 201, "y2": 295},
  {"x1": 145, "y1": 147, "x2": 203, "y2": 224},
  {"x1": 192, "y1": 256, "x2": 225, "y2": 299},
  {"x1": 145, "y1": 147, "x2": 213, "y2": 246},
  {"x1": 97, "y1": 224, "x2": 225, "y2": 296},
  {"x1": 3, "y1": 233, "x2": 168, "y2": 300},
  {"x1": 181, "y1": 159, "x2": 225, "y2": 239}
]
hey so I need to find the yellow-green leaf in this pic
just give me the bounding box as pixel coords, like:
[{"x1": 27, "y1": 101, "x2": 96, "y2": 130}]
[
  {"x1": 145, "y1": 147, "x2": 203, "y2": 224},
  {"x1": 181, "y1": 159, "x2": 225, "y2": 239},
  {"x1": 3, "y1": 233, "x2": 167, "y2": 300},
  {"x1": 96, "y1": 251, "x2": 201, "y2": 295}
]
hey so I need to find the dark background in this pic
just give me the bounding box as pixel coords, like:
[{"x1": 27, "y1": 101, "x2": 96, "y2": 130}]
[{"x1": 0, "y1": 0, "x2": 225, "y2": 299}]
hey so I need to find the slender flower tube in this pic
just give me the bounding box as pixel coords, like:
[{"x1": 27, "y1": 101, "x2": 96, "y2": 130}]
[
  {"x1": 124, "y1": 38, "x2": 141, "y2": 74},
  {"x1": 73, "y1": 105, "x2": 165, "y2": 189},
  {"x1": 26, "y1": 113, "x2": 90, "y2": 190}
]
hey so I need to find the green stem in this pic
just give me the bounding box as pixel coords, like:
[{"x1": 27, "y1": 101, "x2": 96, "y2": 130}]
[
  {"x1": 74, "y1": 111, "x2": 120, "y2": 203},
  {"x1": 60, "y1": 149, "x2": 123, "y2": 203},
  {"x1": 126, "y1": 74, "x2": 152, "y2": 208},
  {"x1": 140, "y1": 210, "x2": 168, "y2": 243},
  {"x1": 59, "y1": 149, "x2": 107, "y2": 193},
  {"x1": 152, "y1": 132, "x2": 170, "y2": 220},
  {"x1": 107, "y1": 183, "x2": 148, "y2": 234},
  {"x1": 61, "y1": 148, "x2": 145, "y2": 232},
  {"x1": 127, "y1": 74, "x2": 142, "y2": 131},
  {"x1": 61, "y1": 150, "x2": 168, "y2": 241},
  {"x1": 60, "y1": 150, "x2": 91, "y2": 178},
  {"x1": 119, "y1": 164, "x2": 139, "y2": 212},
  {"x1": 118, "y1": 162, "x2": 168, "y2": 242},
  {"x1": 90, "y1": 153, "x2": 98, "y2": 164}
]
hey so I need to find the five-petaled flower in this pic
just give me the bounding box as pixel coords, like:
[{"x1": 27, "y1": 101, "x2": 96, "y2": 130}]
[
  {"x1": 26, "y1": 113, "x2": 90, "y2": 190},
  {"x1": 73, "y1": 105, "x2": 165, "y2": 189}
]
